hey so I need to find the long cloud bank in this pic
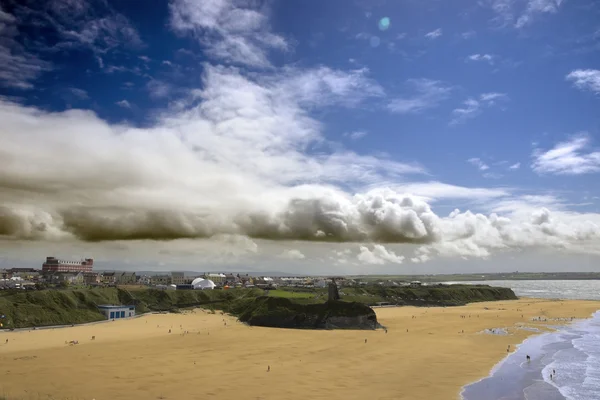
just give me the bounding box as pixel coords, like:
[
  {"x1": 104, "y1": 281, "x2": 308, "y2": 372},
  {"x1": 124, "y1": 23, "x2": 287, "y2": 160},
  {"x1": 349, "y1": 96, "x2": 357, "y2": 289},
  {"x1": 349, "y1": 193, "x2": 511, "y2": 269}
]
[{"x1": 1, "y1": 64, "x2": 600, "y2": 261}]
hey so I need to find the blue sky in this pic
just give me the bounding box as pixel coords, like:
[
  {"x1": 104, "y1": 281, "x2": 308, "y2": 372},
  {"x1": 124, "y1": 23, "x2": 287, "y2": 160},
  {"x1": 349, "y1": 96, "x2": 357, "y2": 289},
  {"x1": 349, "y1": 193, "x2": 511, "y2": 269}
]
[{"x1": 1, "y1": 0, "x2": 599, "y2": 273}]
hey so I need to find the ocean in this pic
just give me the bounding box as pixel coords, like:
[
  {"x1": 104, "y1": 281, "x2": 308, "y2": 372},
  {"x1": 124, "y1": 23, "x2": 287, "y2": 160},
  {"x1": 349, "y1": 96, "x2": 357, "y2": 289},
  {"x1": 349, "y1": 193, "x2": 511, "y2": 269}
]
[{"x1": 455, "y1": 280, "x2": 600, "y2": 400}]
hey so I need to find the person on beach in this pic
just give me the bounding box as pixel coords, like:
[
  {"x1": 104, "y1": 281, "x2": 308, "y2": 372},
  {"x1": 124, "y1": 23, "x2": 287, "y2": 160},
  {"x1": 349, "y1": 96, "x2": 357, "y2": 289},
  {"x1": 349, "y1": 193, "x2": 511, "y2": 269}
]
[
  {"x1": 526, "y1": 355, "x2": 531, "y2": 362},
  {"x1": 364, "y1": 338, "x2": 367, "y2": 343},
  {"x1": 267, "y1": 365, "x2": 270, "y2": 372}
]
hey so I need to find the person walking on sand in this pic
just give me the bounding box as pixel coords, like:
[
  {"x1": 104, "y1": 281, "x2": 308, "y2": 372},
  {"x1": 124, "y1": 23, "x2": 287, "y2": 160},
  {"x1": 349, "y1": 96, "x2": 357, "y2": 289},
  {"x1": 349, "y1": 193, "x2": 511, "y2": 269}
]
[
  {"x1": 365, "y1": 338, "x2": 367, "y2": 343},
  {"x1": 267, "y1": 365, "x2": 270, "y2": 372}
]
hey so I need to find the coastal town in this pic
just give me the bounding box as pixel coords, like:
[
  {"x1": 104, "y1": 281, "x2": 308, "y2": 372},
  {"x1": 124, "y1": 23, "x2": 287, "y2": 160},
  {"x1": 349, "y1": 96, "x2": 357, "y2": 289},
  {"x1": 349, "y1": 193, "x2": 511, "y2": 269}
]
[{"x1": 0, "y1": 256, "x2": 426, "y2": 292}]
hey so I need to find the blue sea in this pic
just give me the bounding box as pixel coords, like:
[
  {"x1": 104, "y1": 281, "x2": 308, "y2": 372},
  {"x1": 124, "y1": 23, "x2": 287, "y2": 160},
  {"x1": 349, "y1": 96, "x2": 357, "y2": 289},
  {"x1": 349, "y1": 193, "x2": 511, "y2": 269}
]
[{"x1": 455, "y1": 280, "x2": 600, "y2": 400}]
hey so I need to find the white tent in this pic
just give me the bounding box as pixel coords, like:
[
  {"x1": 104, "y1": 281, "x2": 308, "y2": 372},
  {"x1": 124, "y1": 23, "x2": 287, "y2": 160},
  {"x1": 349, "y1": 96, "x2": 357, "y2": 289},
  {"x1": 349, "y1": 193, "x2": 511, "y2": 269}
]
[{"x1": 191, "y1": 278, "x2": 216, "y2": 290}]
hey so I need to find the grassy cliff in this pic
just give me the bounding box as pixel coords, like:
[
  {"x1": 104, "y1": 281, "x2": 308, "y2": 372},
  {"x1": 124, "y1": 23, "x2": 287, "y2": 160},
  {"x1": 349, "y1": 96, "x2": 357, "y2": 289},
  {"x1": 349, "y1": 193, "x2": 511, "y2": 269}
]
[
  {"x1": 227, "y1": 296, "x2": 378, "y2": 329},
  {"x1": 0, "y1": 284, "x2": 516, "y2": 329},
  {"x1": 0, "y1": 287, "x2": 261, "y2": 329}
]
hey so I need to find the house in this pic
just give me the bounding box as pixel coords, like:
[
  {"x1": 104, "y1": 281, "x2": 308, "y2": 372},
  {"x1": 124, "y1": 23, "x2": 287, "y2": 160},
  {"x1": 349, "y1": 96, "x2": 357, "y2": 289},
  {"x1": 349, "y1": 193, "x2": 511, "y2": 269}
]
[
  {"x1": 314, "y1": 279, "x2": 328, "y2": 288},
  {"x1": 116, "y1": 272, "x2": 137, "y2": 285},
  {"x1": 171, "y1": 272, "x2": 186, "y2": 285},
  {"x1": 150, "y1": 274, "x2": 171, "y2": 286},
  {"x1": 7, "y1": 268, "x2": 40, "y2": 280},
  {"x1": 68, "y1": 272, "x2": 85, "y2": 285},
  {"x1": 205, "y1": 273, "x2": 226, "y2": 284},
  {"x1": 83, "y1": 272, "x2": 100, "y2": 285},
  {"x1": 410, "y1": 281, "x2": 422, "y2": 288},
  {"x1": 101, "y1": 272, "x2": 116, "y2": 285},
  {"x1": 224, "y1": 273, "x2": 239, "y2": 284}
]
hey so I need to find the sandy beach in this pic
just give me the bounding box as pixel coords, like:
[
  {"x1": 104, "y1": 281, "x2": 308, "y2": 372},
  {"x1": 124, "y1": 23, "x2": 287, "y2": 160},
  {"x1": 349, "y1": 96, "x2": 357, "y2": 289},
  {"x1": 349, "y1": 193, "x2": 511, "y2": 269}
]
[{"x1": 1, "y1": 298, "x2": 599, "y2": 400}]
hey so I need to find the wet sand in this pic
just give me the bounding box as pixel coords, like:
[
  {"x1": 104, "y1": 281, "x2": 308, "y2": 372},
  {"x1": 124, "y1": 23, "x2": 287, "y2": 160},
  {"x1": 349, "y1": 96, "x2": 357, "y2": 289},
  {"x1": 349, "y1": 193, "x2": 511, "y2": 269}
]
[{"x1": 1, "y1": 298, "x2": 598, "y2": 400}]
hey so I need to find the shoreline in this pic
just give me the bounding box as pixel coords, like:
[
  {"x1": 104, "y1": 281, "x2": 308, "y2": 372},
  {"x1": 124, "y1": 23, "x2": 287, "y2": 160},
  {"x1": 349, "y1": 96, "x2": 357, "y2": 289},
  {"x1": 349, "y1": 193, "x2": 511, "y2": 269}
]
[
  {"x1": 461, "y1": 310, "x2": 600, "y2": 399},
  {"x1": 1, "y1": 298, "x2": 599, "y2": 400}
]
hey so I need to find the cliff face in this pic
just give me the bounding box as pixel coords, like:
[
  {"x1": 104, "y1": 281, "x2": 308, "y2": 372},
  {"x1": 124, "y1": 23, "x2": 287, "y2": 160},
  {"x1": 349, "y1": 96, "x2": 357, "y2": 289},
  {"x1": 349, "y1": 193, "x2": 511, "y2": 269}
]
[{"x1": 233, "y1": 297, "x2": 378, "y2": 330}]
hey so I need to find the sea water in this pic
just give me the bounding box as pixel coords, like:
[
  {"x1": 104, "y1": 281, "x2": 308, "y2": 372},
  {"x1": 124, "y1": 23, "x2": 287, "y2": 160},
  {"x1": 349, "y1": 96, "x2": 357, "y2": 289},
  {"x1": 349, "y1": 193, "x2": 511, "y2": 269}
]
[{"x1": 459, "y1": 281, "x2": 600, "y2": 400}]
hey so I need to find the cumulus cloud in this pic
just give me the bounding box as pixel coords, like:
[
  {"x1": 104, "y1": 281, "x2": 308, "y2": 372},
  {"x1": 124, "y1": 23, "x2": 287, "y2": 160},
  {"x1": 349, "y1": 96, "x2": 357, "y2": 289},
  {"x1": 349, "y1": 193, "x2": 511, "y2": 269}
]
[
  {"x1": 532, "y1": 134, "x2": 600, "y2": 175},
  {"x1": 0, "y1": 64, "x2": 429, "y2": 244},
  {"x1": 566, "y1": 69, "x2": 600, "y2": 94},
  {"x1": 410, "y1": 206, "x2": 600, "y2": 262},
  {"x1": 358, "y1": 244, "x2": 404, "y2": 265},
  {"x1": 388, "y1": 79, "x2": 452, "y2": 114},
  {"x1": 169, "y1": 0, "x2": 287, "y2": 68}
]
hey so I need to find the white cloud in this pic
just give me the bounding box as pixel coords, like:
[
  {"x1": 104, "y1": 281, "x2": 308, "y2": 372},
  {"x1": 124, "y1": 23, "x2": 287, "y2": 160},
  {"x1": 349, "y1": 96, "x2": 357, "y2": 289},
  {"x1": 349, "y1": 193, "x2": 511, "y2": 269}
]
[
  {"x1": 69, "y1": 88, "x2": 89, "y2": 100},
  {"x1": 425, "y1": 28, "x2": 443, "y2": 39},
  {"x1": 566, "y1": 69, "x2": 600, "y2": 94},
  {"x1": 146, "y1": 80, "x2": 173, "y2": 99},
  {"x1": 468, "y1": 158, "x2": 490, "y2": 171},
  {"x1": 358, "y1": 245, "x2": 404, "y2": 265},
  {"x1": 411, "y1": 206, "x2": 600, "y2": 261},
  {"x1": 532, "y1": 134, "x2": 600, "y2": 175},
  {"x1": 279, "y1": 249, "x2": 305, "y2": 260},
  {"x1": 345, "y1": 131, "x2": 368, "y2": 140},
  {"x1": 388, "y1": 79, "x2": 452, "y2": 114},
  {"x1": 509, "y1": 162, "x2": 521, "y2": 170},
  {"x1": 480, "y1": 92, "x2": 508, "y2": 104},
  {"x1": 461, "y1": 31, "x2": 476, "y2": 39},
  {"x1": 2, "y1": 0, "x2": 600, "y2": 269},
  {"x1": 0, "y1": 64, "x2": 428, "y2": 244},
  {"x1": 116, "y1": 100, "x2": 131, "y2": 108},
  {"x1": 516, "y1": 0, "x2": 563, "y2": 28},
  {"x1": 467, "y1": 54, "x2": 494, "y2": 64},
  {"x1": 451, "y1": 92, "x2": 508, "y2": 124},
  {"x1": 383, "y1": 182, "x2": 509, "y2": 203},
  {"x1": 484, "y1": 0, "x2": 565, "y2": 28},
  {"x1": 0, "y1": 5, "x2": 51, "y2": 89},
  {"x1": 451, "y1": 98, "x2": 480, "y2": 125},
  {"x1": 169, "y1": 0, "x2": 287, "y2": 68},
  {"x1": 272, "y1": 66, "x2": 384, "y2": 108}
]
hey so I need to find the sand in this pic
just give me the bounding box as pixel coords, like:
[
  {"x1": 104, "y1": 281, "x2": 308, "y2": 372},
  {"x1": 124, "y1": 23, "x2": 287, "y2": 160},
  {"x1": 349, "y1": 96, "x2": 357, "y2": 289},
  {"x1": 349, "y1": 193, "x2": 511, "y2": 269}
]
[{"x1": 1, "y1": 298, "x2": 599, "y2": 400}]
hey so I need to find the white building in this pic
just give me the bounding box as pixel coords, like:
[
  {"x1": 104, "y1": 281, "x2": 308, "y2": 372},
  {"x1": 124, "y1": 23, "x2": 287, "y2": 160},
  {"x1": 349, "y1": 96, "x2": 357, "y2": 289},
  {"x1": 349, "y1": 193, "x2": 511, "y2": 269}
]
[
  {"x1": 191, "y1": 278, "x2": 216, "y2": 290},
  {"x1": 98, "y1": 305, "x2": 135, "y2": 320}
]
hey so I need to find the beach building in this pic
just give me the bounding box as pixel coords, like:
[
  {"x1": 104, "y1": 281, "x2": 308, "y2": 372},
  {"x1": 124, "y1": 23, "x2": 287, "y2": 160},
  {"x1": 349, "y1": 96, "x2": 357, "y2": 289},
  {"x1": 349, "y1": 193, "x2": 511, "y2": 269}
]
[
  {"x1": 97, "y1": 305, "x2": 136, "y2": 320},
  {"x1": 410, "y1": 281, "x2": 422, "y2": 288}
]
